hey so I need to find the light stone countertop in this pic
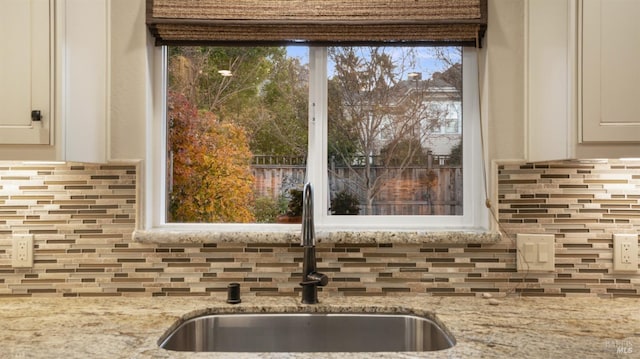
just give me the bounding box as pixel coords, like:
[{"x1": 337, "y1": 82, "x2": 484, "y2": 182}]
[
  {"x1": 133, "y1": 229, "x2": 501, "y2": 244},
  {"x1": 2, "y1": 295, "x2": 638, "y2": 358}
]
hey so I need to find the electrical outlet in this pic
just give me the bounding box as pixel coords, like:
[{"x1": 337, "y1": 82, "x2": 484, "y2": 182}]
[
  {"x1": 12, "y1": 235, "x2": 34, "y2": 268},
  {"x1": 613, "y1": 234, "x2": 638, "y2": 272}
]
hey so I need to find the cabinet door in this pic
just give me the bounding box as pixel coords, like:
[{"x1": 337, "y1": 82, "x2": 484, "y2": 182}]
[
  {"x1": 582, "y1": 0, "x2": 640, "y2": 143},
  {"x1": 0, "y1": 0, "x2": 52, "y2": 144}
]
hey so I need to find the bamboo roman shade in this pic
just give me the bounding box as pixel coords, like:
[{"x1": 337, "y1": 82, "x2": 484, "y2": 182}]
[{"x1": 147, "y1": 0, "x2": 487, "y2": 47}]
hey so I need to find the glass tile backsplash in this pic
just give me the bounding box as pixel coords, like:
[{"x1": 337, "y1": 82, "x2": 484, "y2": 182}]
[{"x1": 0, "y1": 160, "x2": 638, "y2": 297}]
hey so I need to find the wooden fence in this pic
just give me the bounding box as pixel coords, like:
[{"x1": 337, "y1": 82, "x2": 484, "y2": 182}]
[{"x1": 251, "y1": 164, "x2": 462, "y2": 216}]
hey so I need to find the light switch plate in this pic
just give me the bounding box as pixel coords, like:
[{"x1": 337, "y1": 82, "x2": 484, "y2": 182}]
[{"x1": 516, "y1": 234, "x2": 555, "y2": 272}]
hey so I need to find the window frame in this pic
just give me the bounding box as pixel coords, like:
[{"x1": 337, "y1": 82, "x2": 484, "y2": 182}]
[{"x1": 144, "y1": 46, "x2": 488, "y2": 233}]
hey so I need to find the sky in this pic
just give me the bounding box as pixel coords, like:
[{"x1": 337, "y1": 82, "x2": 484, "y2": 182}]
[{"x1": 285, "y1": 46, "x2": 460, "y2": 80}]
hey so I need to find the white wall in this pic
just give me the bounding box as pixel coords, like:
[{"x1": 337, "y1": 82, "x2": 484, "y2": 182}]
[
  {"x1": 484, "y1": 0, "x2": 526, "y2": 161},
  {"x1": 108, "y1": 0, "x2": 529, "y2": 162},
  {"x1": 109, "y1": 0, "x2": 148, "y2": 160},
  {"x1": 3, "y1": 1, "x2": 632, "y2": 162},
  {"x1": 111, "y1": 0, "x2": 527, "y2": 234}
]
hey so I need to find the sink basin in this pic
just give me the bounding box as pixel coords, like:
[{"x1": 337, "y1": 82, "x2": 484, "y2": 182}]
[{"x1": 159, "y1": 312, "x2": 455, "y2": 352}]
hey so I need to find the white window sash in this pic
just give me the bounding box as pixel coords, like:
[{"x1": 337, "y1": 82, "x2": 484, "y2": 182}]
[{"x1": 143, "y1": 46, "x2": 488, "y2": 233}]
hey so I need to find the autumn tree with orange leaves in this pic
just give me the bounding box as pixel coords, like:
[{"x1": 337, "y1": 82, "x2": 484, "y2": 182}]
[{"x1": 167, "y1": 91, "x2": 255, "y2": 223}]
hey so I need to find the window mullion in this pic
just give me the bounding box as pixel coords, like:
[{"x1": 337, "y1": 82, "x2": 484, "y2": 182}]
[
  {"x1": 461, "y1": 47, "x2": 488, "y2": 229},
  {"x1": 307, "y1": 47, "x2": 328, "y2": 226},
  {"x1": 154, "y1": 46, "x2": 168, "y2": 229}
]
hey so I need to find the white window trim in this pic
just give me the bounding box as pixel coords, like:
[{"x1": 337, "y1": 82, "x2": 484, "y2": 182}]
[{"x1": 143, "y1": 46, "x2": 488, "y2": 233}]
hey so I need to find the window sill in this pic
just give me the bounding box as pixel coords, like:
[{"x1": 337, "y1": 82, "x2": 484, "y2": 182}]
[{"x1": 132, "y1": 228, "x2": 501, "y2": 245}]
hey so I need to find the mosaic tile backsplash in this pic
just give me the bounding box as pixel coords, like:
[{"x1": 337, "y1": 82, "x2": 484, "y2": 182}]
[{"x1": 0, "y1": 160, "x2": 638, "y2": 298}]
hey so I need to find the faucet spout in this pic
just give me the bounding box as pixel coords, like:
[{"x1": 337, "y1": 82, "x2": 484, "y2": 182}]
[
  {"x1": 300, "y1": 182, "x2": 328, "y2": 304},
  {"x1": 301, "y1": 182, "x2": 315, "y2": 247}
]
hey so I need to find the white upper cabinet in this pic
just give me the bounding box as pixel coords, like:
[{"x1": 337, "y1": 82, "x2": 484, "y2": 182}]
[
  {"x1": 580, "y1": 0, "x2": 640, "y2": 143},
  {"x1": 525, "y1": 0, "x2": 639, "y2": 161},
  {"x1": 0, "y1": 0, "x2": 109, "y2": 162},
  {"x1": 0, "y1": 0, "x2": 52, "y2": 145}
]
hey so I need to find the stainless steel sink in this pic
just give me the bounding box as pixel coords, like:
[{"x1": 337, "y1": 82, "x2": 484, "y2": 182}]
[{"x1": 159, "y1": 312, "x2": 455, "y2": 352}]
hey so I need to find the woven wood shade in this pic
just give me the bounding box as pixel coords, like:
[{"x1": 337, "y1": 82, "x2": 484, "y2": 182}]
[{"x1": 147, "y1": 0, "x2": 487, "y2": 47}]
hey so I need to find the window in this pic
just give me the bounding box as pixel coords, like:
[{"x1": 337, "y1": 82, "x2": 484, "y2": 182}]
[{"x1": 148, "y1": 45, "x2": 486, "y2": 231}]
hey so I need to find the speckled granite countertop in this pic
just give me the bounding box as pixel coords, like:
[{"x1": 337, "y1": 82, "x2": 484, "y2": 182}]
[
  {"x1": 133, "y1": 229, "x2": 501, "y2": 244},
  {"x1": 2, "y1": 295, "x2": 638, "y2": 358}
]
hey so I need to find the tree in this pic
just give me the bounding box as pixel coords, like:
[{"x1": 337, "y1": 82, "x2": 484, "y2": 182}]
[
  {"x1": 431, "y1": 48, "x2": 463, "y2": 93},
  {"x1": 380, "y1": 137, "x2": 430, "y2": 166},
  {"x1": 169, "y1": 47, "x2": 276, "y2": 113},
  {"x1": 167, "y1": 91, "x2": 255, "y2": 223},
  {"x1": 448, "y1": 140, "x2": 462, "y2": 166},
  {"x1": 168, "y1": 47, "x2": 310, "y2": 222},
  {"x1": 248, "y1": 54, "x2": 308, "y2": 156},
  {"x1": 328, "y1": 46, "x2": 458, "y2": 214},
  {"x1": 328, "y1": 77, "x2": 360, "y2": 165},
  {"x1": 169, "y1": 47, "x2": 308, "y2": 158}
]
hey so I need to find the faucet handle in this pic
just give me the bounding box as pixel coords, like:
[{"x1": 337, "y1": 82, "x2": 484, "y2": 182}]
[{"x1": 305, "y1": 272, "x2": 328, "y2": 287}]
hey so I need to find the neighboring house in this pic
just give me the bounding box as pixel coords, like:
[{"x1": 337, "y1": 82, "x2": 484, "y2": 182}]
[{"x1": 372, "y1": 66, "x2": 463, "y2": 166}]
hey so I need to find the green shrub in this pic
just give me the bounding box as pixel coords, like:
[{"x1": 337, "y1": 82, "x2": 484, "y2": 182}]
[
  {"x1": 285, "y1": 189, "x2": 304, "y2": 216},
  {"x1": 254, "y1": 196, "x2": 282, "y2": 223},
  {"x1": 330, "y1": 190, "x2": 360, "y2": 215}
]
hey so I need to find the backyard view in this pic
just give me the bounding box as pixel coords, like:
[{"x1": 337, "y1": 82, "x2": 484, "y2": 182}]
[{"x1": 166, "y1": 46, "x2": 463, "y2": 223}]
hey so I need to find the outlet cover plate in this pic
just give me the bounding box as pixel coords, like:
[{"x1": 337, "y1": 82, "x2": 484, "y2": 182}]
[
  {"x1": 613, "y1": 234, "x2": 638, "y2": 272},
  {"x1": 516, "y1": 234, "x2": 555, "y2": 272},
  {"x1": 12, "y1": 234, "x2": 34, "y2": 268}
]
